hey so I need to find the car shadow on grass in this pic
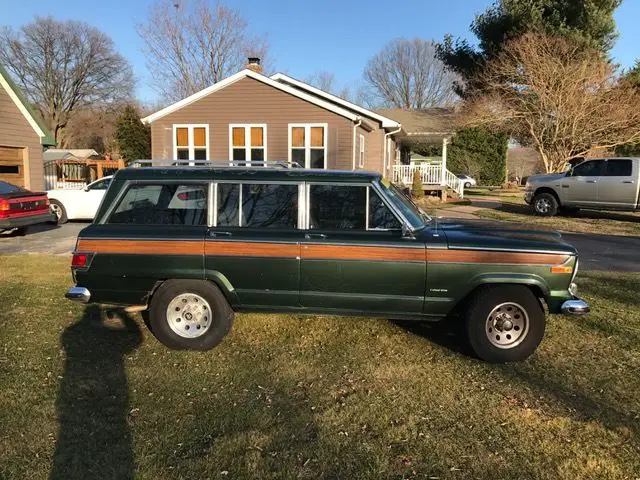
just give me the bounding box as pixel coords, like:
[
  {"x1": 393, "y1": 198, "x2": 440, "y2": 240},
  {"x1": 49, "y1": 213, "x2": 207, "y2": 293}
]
[
  {"x1": 494, "y1": 201, "x2": 640, "y2": 223},
  {"x1": 391, "y1": 316, "x2": 474, "y2": 358},
  {"x1": 50, "y1": 305, "x2": 142, "y2": 480}
]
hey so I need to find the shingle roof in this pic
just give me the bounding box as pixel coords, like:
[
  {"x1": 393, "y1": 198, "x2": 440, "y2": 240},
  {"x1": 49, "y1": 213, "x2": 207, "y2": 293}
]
[{"x1": 374, "y1": 108, "x2": 458, "y2": 140}]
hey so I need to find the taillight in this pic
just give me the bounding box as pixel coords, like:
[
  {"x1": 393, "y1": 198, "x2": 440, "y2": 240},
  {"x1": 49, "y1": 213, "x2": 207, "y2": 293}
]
[
  {"x1": 0, "y1": 199, "x2": 9, "y2": 218},
  {"x1": 71, "y1": 253, "x2": 90, "y2": 268}
]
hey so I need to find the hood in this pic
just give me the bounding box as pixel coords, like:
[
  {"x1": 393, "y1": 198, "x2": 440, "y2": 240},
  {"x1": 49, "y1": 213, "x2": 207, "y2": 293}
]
[
  {"x1": 527, "y1": 172, "x2": 567, "y2": 183},
  {"x1": 437, "y1": 222, "x2": 577, "y2": 255}
]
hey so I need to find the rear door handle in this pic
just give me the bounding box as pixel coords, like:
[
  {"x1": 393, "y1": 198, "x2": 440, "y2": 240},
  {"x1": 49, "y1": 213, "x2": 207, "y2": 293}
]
[
  {"x1": 622, "y1": 180, "x2": 634, "y2": 184},
  {"x1": 586, "y1": 180, "x2": 597, "y2": 184},
  {"x1": 208, "y1": 230, "x2": 232, "y2": 238},
  {"x1": 305, "y1": 233, "x2": 327, "y2": 240}
]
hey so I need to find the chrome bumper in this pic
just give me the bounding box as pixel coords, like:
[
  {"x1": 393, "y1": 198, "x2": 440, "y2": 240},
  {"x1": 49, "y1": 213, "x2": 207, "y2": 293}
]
[
  {"x1": 561, "y1": 298, "x2": 590, "y2": 315},
  {"x1": 65, "y1": 287, "x2": 91, "y2": 303}
]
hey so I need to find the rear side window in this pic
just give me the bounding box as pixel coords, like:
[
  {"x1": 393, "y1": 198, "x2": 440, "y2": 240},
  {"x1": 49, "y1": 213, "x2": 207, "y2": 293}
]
[
  {"x1": 216, "y1": 183, "x2": 298, "y2": 228},
  {"x1": 108, "y1": 184, "x2": 208, "y2": 225},
  {"x1": 603, "y1": 159, "x2": 632, "y2": 177}
]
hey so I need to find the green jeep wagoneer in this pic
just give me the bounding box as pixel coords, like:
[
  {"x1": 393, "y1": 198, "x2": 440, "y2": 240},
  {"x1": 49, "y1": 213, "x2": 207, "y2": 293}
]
[{"x1": 65, "y1": 162, "x2": 589, "y2": 362}]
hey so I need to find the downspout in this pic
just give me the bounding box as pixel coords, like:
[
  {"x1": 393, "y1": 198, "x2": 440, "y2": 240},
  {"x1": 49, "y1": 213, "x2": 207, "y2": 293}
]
[
  {"x1": 384, "y1": 126, "x2": 402, "y2": 178},
  {"x1": 352, "y1": 118, "x2": 362, "y2": 170}
]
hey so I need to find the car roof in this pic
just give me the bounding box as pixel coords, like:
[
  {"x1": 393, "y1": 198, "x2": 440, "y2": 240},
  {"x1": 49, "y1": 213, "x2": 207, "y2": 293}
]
[{"x1": 113, "y1": 167, "x2": 382, "y2": 183}]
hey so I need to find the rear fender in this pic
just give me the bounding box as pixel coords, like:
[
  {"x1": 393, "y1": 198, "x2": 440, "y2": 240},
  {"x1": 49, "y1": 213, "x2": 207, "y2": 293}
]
[{"x1": 204, "y1": 270, "x2": 240, "y2": 307}]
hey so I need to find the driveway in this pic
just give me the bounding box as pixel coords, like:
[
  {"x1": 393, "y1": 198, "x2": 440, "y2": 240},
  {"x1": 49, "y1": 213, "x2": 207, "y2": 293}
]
[
  {"x1": 0, "y1": 222, "x2": 88, "y2": 255},
  {"x1": 0, "y1": 218, "x2": 638, "y2": 272}
]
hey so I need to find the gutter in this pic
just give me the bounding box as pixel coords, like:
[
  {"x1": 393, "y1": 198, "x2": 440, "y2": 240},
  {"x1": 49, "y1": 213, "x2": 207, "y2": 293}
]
[
  {"x1": 352, "y1": 118, "x2": 362, "y2": 170},
  {"x1": 383, "y1": 126, "x2": 402, "y2": 174}
]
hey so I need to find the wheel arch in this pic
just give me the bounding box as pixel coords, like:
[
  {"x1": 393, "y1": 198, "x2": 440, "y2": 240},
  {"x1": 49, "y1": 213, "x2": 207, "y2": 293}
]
[
  {"x1": 533, "y1": 187, "x2": 562, "y2": 206},
  {"x1": 454, "y1": 274, "x2": 550, "y2": 312},
  {"x1": 143, "y1": 272, "x2": 240, "y2": 310}
]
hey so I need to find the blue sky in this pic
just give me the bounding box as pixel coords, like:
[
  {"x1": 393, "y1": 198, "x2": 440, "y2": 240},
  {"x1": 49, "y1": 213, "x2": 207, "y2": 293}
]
[{"x1": 1, "y1": 0, "x2": 638, "y2": 102}]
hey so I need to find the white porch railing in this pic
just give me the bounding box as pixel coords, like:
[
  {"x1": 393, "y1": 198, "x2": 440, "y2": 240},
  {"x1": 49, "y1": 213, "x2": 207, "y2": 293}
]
[{"x1": 392, "y1": 164, "x2": 464, "y2": 198}]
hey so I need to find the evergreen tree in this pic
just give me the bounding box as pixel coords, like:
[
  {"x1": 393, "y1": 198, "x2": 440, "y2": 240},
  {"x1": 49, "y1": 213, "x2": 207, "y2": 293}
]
[
  {"x1": 437, "y1": 0, "x2": 622, "y2": 96},
  {"x1": 115, "y1": 105, "x2": 151, "y2": 163}
]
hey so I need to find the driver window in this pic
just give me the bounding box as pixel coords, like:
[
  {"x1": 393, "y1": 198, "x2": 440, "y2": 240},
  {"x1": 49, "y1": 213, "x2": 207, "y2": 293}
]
[
  {"x1": 571, "y1": 160, "x2": 604, "y2": 177},
  {"x1": 89, "y1": 178, "x2": 112, "y2": 190}
]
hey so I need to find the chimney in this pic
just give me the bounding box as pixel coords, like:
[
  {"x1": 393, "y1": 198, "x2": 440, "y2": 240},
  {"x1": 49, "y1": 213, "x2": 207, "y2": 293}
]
[{"x1": 246, "y1": 57, "x2": 263, "y2": 74}]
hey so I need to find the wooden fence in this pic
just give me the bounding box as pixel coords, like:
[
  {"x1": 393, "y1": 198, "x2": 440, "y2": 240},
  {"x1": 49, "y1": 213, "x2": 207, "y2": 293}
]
[{"x1": 44, "y1": 159, "x2": 125, "y2": 190}]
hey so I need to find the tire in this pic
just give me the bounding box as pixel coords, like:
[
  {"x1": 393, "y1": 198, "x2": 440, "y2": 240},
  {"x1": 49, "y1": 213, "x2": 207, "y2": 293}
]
[
  {"x1": 15, "y1": 227, "x2": 27, "y2": 236},
  {"x1": 464, "y1": 285, "x2": 546, "y2": 363},
  {"x1": 464, "y1": 182, "x2": 472, "y2": 188},
  {"x1": 148, "y1": 279, "x2": 233, "y2": 350},
  {"x1": 532, "y1": 192, "x2": 559, "y2": 217},
  {"x1": 49, "y1": 199, "x2": 68, "y2": 224}
]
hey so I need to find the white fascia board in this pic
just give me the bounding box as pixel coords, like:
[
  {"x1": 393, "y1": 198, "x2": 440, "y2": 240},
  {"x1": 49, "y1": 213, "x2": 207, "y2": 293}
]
[
  {"x1": 142, "y1": 69, "x2": 359, "y2": 124},
  {"x1": 271, "y1": 72, "x2": 401, "y2": 129}
]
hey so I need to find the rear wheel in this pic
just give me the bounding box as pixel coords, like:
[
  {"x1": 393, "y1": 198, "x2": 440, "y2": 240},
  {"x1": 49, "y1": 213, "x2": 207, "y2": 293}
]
[
  {"x1": 49, "y1": 200, "x2": 68, "y2": 224},
  {"x1": 464, "y1": 182, "x2": 472, "y2": 188},
  {"x1": 148, "y1": 279, "x2": 233, "y2": 350},
  {"x1": 532, "y1": 192, "x2": 558, "y2": 217},
  {"x1": 464, "y1": 285, "x2": 546, "y2": 363}
]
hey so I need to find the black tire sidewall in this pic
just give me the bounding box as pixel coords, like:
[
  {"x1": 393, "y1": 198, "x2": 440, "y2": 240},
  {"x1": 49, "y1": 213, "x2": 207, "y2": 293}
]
[
  {"x1": 465, "y1": 286, "x2": 546, "y2": 363},
  {"x1": 50, "y1": 200, "x2": 68, "y2": 224},
  {"x1": 149, "y1": 280, "x2": 233, "y2": 350},
  {"x1": 465, "y1": 182, "x2": 471, "y2": 188},
  {"x1": 533, "y1": 193, "x2": 558, "y2": 216}
]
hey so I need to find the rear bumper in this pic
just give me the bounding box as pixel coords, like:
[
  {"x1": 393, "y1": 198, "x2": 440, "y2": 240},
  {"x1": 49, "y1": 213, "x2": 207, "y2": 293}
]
[
  {"x1": 65, "y1": 286, "x2": 91, "y2": 303},
  {"x1": 561, "y1": 298, "x2": 590, "y2": 315},
  {"x1": 0, "y1": 211, "x2": 55, "y2": 229}
]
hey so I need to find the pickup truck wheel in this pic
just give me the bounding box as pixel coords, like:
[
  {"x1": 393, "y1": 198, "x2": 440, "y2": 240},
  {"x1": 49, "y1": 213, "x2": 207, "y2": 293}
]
[
  {"x1": 148, "y1": 279, "x2": 233, "y2": 350},
  {"x1": 464, "y1": 285, "x2": 545, "y2": 363},
  {"x1": 49, "y1": 200, "x2": 68, "y2": 224},
  {"x1": 532, "y1": 193, "x2": 558, "y2": 217}
]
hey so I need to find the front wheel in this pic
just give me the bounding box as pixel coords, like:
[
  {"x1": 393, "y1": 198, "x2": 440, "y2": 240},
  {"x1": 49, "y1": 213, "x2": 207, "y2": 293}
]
[
  {"x1": 464, "y1": 182, "x2": 472, "y2": 188},
  {"x1": 148, "y1": 279, "x2": 234, "y2": 350},
  {"x1": 532, "y1": 193, "x2": 558, "y2": 217},
  {"x1": 464, "y1": 285, "x2": 546, "y2": 362}
]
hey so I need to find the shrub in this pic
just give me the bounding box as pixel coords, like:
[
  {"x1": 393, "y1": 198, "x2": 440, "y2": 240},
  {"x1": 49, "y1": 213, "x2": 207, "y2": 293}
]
[{"x1": 411, "y1": 170, "x2": 424, "y2": 199}]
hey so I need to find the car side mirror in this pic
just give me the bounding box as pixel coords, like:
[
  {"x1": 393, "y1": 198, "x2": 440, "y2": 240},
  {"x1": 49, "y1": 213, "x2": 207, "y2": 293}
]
[{"x1": 84, "y1": 186, "x2": 90, "y2": 192}]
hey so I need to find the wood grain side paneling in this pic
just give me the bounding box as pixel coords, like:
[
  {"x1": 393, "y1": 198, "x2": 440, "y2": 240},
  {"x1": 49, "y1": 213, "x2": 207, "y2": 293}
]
[
  {"x1": 302, "y1": 244, "x2": 425, "y2": 262},
  {"x1": 205, "y1": 241, "x2": 299, "y2": 258},
  {"x1": 77, "y1": 239, "x2": 203, "y2": 255},
  {"x1": 427, "y1": 249, "x2": 570, "y2": 265}
]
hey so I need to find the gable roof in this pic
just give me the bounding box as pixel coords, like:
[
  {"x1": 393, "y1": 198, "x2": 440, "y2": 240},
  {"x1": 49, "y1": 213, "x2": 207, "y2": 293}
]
[
  {"x1": 0, "y1": 64, "x2": 56, "y2": 146},
  {"x1": 375, "y1": 108, "x2": 457, "y2": 141},
  {"x1": 142, "y1": 69, "x2": 363, "y2": 124},
  {"x1": 270, "y1": 73, "x2": 401, "y2": 129}
]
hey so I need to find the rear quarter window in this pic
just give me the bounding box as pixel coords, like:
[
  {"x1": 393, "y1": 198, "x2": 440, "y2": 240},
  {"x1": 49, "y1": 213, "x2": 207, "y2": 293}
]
[{"x1": 107, "y1": 183, "x2": 208, "y2": 225}]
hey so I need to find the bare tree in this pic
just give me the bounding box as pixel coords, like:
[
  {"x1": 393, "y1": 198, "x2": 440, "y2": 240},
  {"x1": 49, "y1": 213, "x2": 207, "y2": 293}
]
[
  {"x1": 364, "y1": 38, "x2": 459, "y2": 109},
  {"x1": 137, "y1": 0, "x2": 271, "y2": 102},
  {"x1": 305, "y1": 71, "x2": 336, "y2": 93},
  {"x1": 0, "y1": 17, "x2": 134, "y2": 147},
  {"x1": 464, "y1": 33, "x2": 640, "y2": 173}
]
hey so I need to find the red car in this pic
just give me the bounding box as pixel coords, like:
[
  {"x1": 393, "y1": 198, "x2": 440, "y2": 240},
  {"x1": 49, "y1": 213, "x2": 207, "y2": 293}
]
[{"x1": 0, "y1": 181, "x2": 55, "y2": 235}]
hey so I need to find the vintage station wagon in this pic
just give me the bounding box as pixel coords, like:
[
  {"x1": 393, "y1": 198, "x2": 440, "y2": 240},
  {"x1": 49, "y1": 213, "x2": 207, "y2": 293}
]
[{"x1": 66, "y1": 161, "x2": 589, "y2": 362}]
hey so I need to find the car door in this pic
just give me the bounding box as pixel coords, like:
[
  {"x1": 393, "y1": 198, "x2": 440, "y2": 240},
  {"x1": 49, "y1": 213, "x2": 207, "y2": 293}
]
[
  {"x1": 561, "y1": 159, "x2": 604, "y2": 206},
  {"x1": 205, "y1": 181, "x2": 302, "y2": 307},
  {"x1": 299, "y1": 182, "x2": 426, "y2": 314},
  {"x1": 597, "y1": 159, "x2": 638, "y2": 209},
  {"x1": 78, "y1": 177, "x2": 112, "y2": 219}
]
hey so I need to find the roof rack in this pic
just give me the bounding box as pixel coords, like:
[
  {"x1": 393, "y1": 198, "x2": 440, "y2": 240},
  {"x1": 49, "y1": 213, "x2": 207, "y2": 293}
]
[{"x1": 129, "y1": 160, "x2": 302, "y2": 168}]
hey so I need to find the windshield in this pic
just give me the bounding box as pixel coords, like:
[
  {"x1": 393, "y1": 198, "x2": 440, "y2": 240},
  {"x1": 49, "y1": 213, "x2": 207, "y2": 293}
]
[
  {"x1": 377, "y1": 180, "x2": 429, "y2": 230},
  {"x1": 0, "y1": 181, "x2": 25, "y2": 195}
]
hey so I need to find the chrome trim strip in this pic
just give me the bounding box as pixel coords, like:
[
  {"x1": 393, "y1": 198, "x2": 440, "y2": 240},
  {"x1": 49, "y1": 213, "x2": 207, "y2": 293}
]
[{"x1": 448, "y1": 246, "x2": 576, "y2": 256}]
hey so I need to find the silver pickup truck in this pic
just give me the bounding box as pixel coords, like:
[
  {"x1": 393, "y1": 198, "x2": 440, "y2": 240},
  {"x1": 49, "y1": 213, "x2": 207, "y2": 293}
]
[{"x1": 525, "y1": 157, "x2": 640, "y2": 216}]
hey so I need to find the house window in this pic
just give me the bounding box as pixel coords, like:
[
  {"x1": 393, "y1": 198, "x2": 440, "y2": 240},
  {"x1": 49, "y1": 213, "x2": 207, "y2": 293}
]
[
  {"x1": 230, "y1": 124, "x2": 266, "y2": 166},
  {"x1": 173, "y1": 125, "x2": 209, "y2": 161},
  {"x1": 358, "y1": 134, "x2": 365, "y2": 168},
  {"x1": 289, "y1": 124, "x2": 327, "y2": 168}
]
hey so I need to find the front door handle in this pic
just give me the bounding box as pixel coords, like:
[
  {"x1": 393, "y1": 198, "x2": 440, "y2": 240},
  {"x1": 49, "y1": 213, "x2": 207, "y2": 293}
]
[
  {"x1": 209, "y1": 231, "x2": 232, "y2": 238},
  {"x1": 305, "y1": 233, "x2": 327, "y2": 240},
  {"x1": 622, "y1": 180, "x2": 634, "y2": 184},
  {"x1": 586, "y1": 180, "x2": 597, "y2": 184}
]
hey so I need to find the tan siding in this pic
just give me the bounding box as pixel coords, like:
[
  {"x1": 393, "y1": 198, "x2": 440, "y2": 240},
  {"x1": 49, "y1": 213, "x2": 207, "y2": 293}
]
[
  {"x1": 0, "y1": 85, "x2": 44, "y2": 190},
  {"x1": 151, "y1": 77, "x2": 356, "y2": 169}
]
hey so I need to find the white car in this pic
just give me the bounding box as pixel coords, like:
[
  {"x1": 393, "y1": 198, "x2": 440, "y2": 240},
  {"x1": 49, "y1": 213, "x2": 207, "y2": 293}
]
[
  {"x1": 47, "y1": 176, "x2": 113, "y2": 223},
  {"x1": 457, "y1": 174, "x2": 478, "y2": 188}
]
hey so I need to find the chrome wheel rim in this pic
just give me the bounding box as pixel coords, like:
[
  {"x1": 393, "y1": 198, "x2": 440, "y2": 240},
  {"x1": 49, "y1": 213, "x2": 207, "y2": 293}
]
[
  {"x1": 485, "y1": 302, "x2": 529, "y2": 349},
  {"x1": 166, "y1": 293, "x2": 212, "y2": 339},
  {"x1": 535, "y1": 198, "x2": 551, "y2": 213},
  {"x1": 50, "y1": 203, "x2": 62, "y2": 220}
]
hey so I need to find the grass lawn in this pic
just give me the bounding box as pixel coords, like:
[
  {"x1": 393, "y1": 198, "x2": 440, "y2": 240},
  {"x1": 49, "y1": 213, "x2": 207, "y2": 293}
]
[{"x1": 1, "y1": 255, "x2": 639, "y2": 479}]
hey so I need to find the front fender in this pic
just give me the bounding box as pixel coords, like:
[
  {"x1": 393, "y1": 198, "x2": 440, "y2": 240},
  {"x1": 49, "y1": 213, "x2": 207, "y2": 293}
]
[{"x1": 466, "y1": 273, "x2": 550, "y2": 299}]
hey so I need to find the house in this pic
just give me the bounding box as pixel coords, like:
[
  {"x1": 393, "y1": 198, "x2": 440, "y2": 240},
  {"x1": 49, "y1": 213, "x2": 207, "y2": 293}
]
[
  {"x1": 43, "y1": 149, "x2": 101, "y2": 163},
  {"x1": 0, "y1": 65, "x2": 55, "y2": 190},
  {"x1": 142, "y1": 59, "x2": 404, "y2": 177}
]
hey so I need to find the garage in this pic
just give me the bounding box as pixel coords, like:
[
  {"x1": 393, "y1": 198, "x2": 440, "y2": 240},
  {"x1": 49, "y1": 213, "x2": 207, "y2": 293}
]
[
  {"x1": 0, "y1": 146, "x2": 25, "y2": 187},
  {"x1": 0, "y1": 64, "x2": 56, "y2": 191}
]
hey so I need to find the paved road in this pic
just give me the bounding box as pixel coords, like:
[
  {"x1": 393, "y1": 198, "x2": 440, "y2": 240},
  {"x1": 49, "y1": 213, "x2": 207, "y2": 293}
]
[{"x1": 1, "y1": 219, "x2": 638, "y2": 272}]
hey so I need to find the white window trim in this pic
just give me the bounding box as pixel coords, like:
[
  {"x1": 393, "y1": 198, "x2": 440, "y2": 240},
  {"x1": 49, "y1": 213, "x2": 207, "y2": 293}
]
[
  {"x1": 228, "y1": 124, "x2": 268, "y2": 166},
  {"x1": 172, "y1": 124, "x2": 210, "y2": 163},
  {"x1": 359, "y1": 134, "x2": 365, "y2": 168},
  {"x1": 288, "y1": 123, "x2": 328, "y2": 169}
]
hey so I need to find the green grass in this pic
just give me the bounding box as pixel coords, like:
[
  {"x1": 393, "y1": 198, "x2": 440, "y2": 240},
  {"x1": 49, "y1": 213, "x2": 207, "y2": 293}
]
[{"x1": 1, "y1": 256, "x2": 639, "y2": 479}]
